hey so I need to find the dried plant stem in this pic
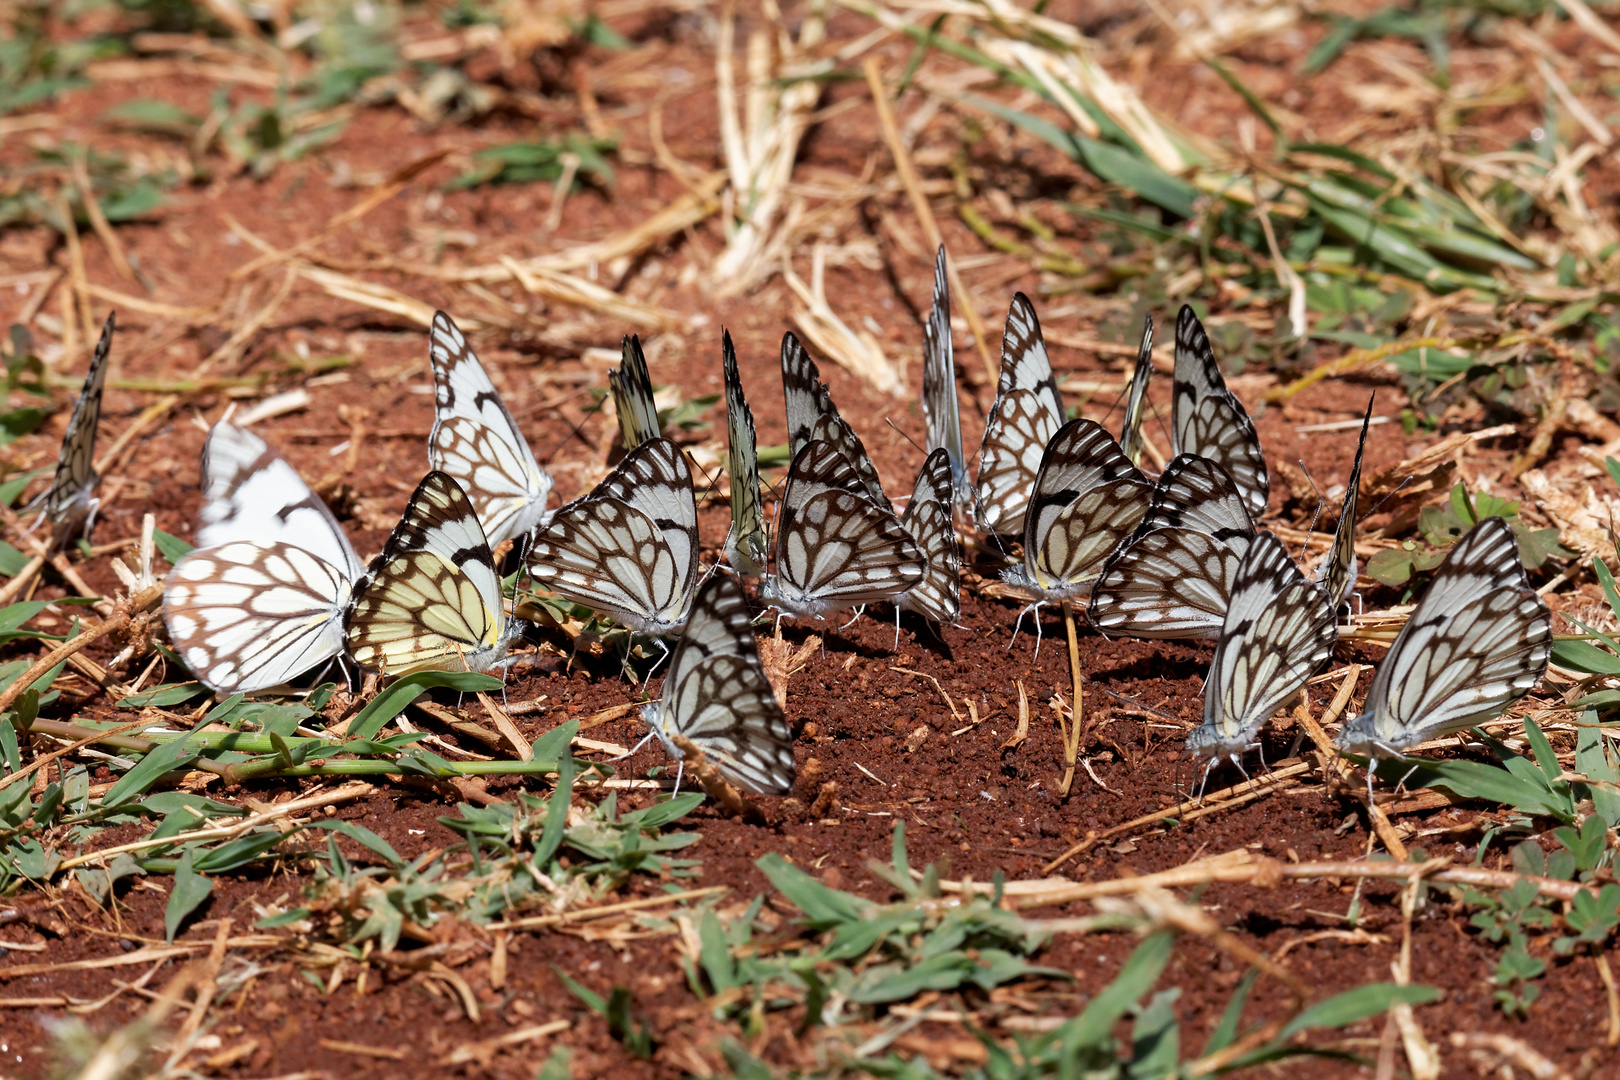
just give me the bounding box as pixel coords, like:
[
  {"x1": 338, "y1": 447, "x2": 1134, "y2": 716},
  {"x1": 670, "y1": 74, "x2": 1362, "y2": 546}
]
[
  {"x1": 1055, "y1": 600, "x2": 1085, "y2": 796},
  {"x1": 1265, "y1": 336, "x2": 1458, "y2": 403},
  {"x1": 71, "y1": 153, "x2": 137, "y2": 285},
  {"x1": 0, "y1": 583, "x2": 161, "y2": 716},
  {"x1": 1290, "y1": 666, "x2": 1410, "y2": 860},
  {"x1": 863, "y1": 56, "x2": 997, "y2": 387},
  {"x1": 488, "y1": 885, "x2": 729, "y2": 931}
]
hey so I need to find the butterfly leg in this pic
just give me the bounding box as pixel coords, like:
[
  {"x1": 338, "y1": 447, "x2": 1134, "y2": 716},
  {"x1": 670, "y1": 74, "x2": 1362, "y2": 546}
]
[
  {"x1": 1395, "y1": 760, "x2": 1421, "y2": 793},
  {"x1": 893, "y1": 607, "x2": 902, "y2": 652},
  {"x1": 1195, "y1": 757, "x2": 1218, "y2": 805},
  {"x1": 837, "y1": 606, "x2": 866, "y2": 631}
]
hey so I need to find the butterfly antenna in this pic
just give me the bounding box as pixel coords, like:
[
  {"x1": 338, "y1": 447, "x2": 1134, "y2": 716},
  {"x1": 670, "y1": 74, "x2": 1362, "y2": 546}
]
[
  {"x1": 1295, "y1": 459, "x2": 1325, "y2": 556},
  {"x1": 883, "y1": 416, "x2": 926, "y2": 457},
  {"x1": 1361, "y1": 476, "x2": 1415, "y2": 523},
  {"x1": 688, "y1": 455, "x2": 726, "y2": 509},
  {"x1": 1093, "y1": 685, "x2": 1180, "y2": 721},
  {"x1": 539, "y1": 389, "x2": 612, "y2": 462}
]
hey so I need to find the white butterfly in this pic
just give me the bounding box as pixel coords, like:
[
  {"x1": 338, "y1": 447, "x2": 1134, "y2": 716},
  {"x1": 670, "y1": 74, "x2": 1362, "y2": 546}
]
[
  {"x1": 1088, "y1": 455, "x2": 1257, "y2": 640},
  {"x1": 781, "y1": 331, "x2": 891, "y2": 512},
  {"x1": 1002, "y1": 419, "x2": 1151, "y2": 610},
  {"x1": 610, "y1": 334, "x2": 661, "y2": 451},
  {"x1": 1337, "y1": 516, "x2": 1550, "y2": 765},
  {"x1": 527, "y1": 437, "x2": 699, "y2": 636},
  {"x1": 761, "y1": 440, "x2": 924, "y2": 623},
  {"x1": 27, "y1": 312, "x2": 115, "y2": 552},
  {"x1": 974, "y1": 294, "x2": 1065, "y2": 537},
  {"x1": 164, "y1": 423, "x2": 366, "y2": 695},
  {"x1": 722, "y1": 330, "x2": 768, "y2": 579},
  {"x1": 1318, "y1": 397, "x2": 1374, "y2": 610},
  {"x1": 894, "y1": 447, "x2": 962, "y2": 629},
  {"x1": 1118, "y1": 314, "x2": 1154, "y2": 469},
  {"x1": 1173, "y1": 306, "x2": 1268, "y2": 519},
  {"x1": 642, "y1": 572, "x2": 795, "y2": 795},
  {"x1": 347, "y1": 471, "x2": 516, "y2": 676},
  {"x1": 428, "y1": 311, "x2": 553, "y2": 550},
  {"x1": 1190, "y1": 530, "x2": 1337, "y2": 764},
  {"x1": 921, "y1": 245, "x2": 971, "y2": 510}
]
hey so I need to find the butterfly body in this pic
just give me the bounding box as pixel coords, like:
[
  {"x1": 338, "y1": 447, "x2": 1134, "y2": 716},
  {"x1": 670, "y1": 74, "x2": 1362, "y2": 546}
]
[
  {"x1": 528, "y1": 437, "x2": 699, "y2": 636},
  {"x1": 895, "y1": 447, "x2": 962, "y2": 625},
  {"x1": 1089, "y1": 455, "x2": 1257, "y2": 640},
  {"x1": 761, "y1": 441, "x2": 924, "y2": 622},
  {"x1": 1001, "y1": 418, "x2": 1151, "y2": 603},
  {"x1": 348, "y1": 471, "x2": 515, "y2": 676},
  {"x1": 974, "y1": 294, "x2": 1065, "y2": 537},
  {"x1": 428, "y1": 312, "x2": 553, "y2": 549},
  {"x1": 29, "y1": 312, "x2": 116, "y2": 552},
  {"x1": 165, "y1": 423, "x2": 363, "y2": 694},
  {"x1": 641, "y1": 573, "x2": 795, "y2": 795},
  {"x1": 722, "y1": 331, "x2": 768, "y2": 579},
  {"x1": 1337, "y1": 516, "x2": 1550, "y2": 761},
  {"x1": 1172, "y1": 306, "x2": 1268, "y2": 519},
  {"x1": 1190, "y1": 530, "x2": 1337, "y2": 760}
]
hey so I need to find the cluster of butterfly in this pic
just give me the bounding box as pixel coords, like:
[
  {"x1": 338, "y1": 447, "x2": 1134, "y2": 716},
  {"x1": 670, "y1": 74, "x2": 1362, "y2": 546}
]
[{"x1": 24, "y1": 256, "x2": 1553, "y2": 804}]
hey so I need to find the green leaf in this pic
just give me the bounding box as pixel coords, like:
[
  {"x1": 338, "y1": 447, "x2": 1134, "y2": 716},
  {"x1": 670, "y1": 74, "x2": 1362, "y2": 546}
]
[
  {"x1": 1062, "y1": 929, "x2": 1175, "y2": 1054},
  {"x1": 0, "y1": 600, "x2": 53, "y2": 642},
  {"x1": 1202, "y1": 968, "x2": 1259, "y2": 1056},
  {"x1": 0, "y1": 542, "x2": 29, "y2": 576},
  {"x1": 555, "y1": 967, "x2": 607, "y2": 1015},
  {"x1": 1575, "y1": 710, "x2": 1620, "y2": 830},
  {"x1": 256, "y1": 907, "x2": 312, "y2": 929},
  {"x1": 100, "y1": 732, "x2": 202, "y2": 808},
  {"x1": 117, "y1": 682, "x2": 207, "y2": 708},
  {"x1": 1281, "y1": 982, "x2": 1439, "y2": 1040},
  {"x1": 1405, "y1": 757, "x2": 1571, "y2": 819},
  {"x1": 756, "y1": 852, "x2": 871, "y2": 926},
  {"x1": 534, "y1": 756, "x2": 576, "y2": 868},
  {"x1": 346, "y1": 670, "x2": 504, "y2": 741},
  {"x1": 1552, "y1": 639, "x2": 1620, "y2": 676},
  {"x1": 164, "y1": 849, "x2": 213, "y2": 942},
  {"x1": 1365, "y1": 547, "x2": 1415, "y2": 587},
  {"x1": 533, "y1": 1044, "x2": 572, "y2": 1080},
  {"x1": 152, "y1": 529, "x2": 193, "y2": 565},
  {"x1": 308, "y1": 819, "x2": 401, "y2": 867},
  {"x1": 102, "y1": 100, "x2": 200, "y2": 137},
  {"x1": 531, "y1": 719, "x2": 578, "y2": 764}
]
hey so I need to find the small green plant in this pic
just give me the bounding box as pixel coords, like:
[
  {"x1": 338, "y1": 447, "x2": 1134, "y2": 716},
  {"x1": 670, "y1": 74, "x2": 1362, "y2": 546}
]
[
  {"x1": 1365, "y1": 481, "x2": 1569, "y2": 587},
  {"x1": 445, "y1": 134, "x2": 618, "y2": 192}
]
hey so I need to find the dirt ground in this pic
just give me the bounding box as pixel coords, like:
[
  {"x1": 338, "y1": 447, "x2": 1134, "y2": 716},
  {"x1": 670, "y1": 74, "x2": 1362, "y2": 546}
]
[{"x1": 1, "y1": 1, "x2": 1618, "y2": 1077}]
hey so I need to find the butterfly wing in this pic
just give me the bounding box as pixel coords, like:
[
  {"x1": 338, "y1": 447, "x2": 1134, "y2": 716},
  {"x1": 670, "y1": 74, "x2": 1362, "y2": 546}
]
[
  {"x1": 1089, "y1": 457, "x2": 1256, "y2": 639},
  {"x1": 766, "y1": 441, "x2": 924, "y2": 618},
  {"x1": 1172, "y1": 306, "x2": 1268, "y2": 519},
  {"x1": 646, "y1": 573, "x2": 795, "y2": 795},
  {"x1": 896, "y1": 447, "x2": 962, "y2": 624},
  {"x1": 974, "y1": 294, "x2": 1064, "y2": 536},
  {"x1": 34, "y1": 312, "x2": 115, "y2": 549},
  {"x1": 1340, "y1": 517, "x2": 1551, "y2": 755},
  {"x1": 780, "y1": 332, "x2": 891, "y2": 511},
  {"x1": 528, "y1": 438, "x2": 697, "y2": 634},
  {"x1": 428, "y1": 311, "x2": 553, "y2": 549},
  {"x1": 609, "y1": 334, "x2": 661, "y2": 450},
  {"x1": 1319, "y1": 396, "x2": 1374, "y2": 608},
  {"x1": 164, "y1": 540, "x2": 353, "y2": 694},
  {"x1": 722, "y1": 332, "x2": 768, "y2": 579},
  {"x1": 1118, "y1": 314, "x2": 1154, "y2": 468},
  {"x1": 348, "y1": 472, "x2": 511, "y2": 676},
  {"x1": 1191, "y1": 531, "x2": 1337, "y2": 758},
  {"x1": 922, "y1": 245, "x2": 970, "y2": 509},
  {"x1": 1011, "y1": 419, "x2": 1151, "y2": 597},
  {"x1": 197, "y1": 422, "x2": 362, "y2": 581}
]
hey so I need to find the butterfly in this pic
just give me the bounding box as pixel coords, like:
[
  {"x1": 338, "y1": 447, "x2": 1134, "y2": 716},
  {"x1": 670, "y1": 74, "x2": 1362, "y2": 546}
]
[
  {"x1": 1189, "y1": 530, "x2": 1337, "y2": 765},
  {"x1": 164, "y1": 422, "x2": 367, "y2": 695},
  {"x1": 761, "y1": 440, "x2": 924, "y2": 623},
  {"x1": 347, "y1": 471, "x2": 516, "y2": 676},
  {"x1": 27, "y1": 312, "x2": 115, "y2": 552},
  {"x1": 781, "y1": 331, "x2": 891, "y2": 512},
  {"x1": 1002, "y1": 419, "x2": 1151, "y2": 610},
  {"x1": 1118, "y1": 314, "x2": 1154, "y2": 469},
  {"x1": 527, "y1": 437, "x2": 699, "y2": 636},
  {"x1": 1336, "y1": 516, "x2": 1551, "y2": 769},
  {"x1": 428, "y1": 311, "x2": 553, "y2": 550},
  {"x1": 722, "y1": 331, "x2": 768, "y2": 579},
  {"x1": 1318, "y1": 397, "x2": 1374, "y2": 610},
  {"x1": 894, "y1": 447, "x2": 962, "y2": 631},
  {"x1": 974, "y1": 293, "x2": 1065, "y2": 537},
  {"x1": 1088, "y1": 455, "x2": 1257, "y2": 640},
  {"x1": 1173, "y1": 306, "x2": 1268, "y2": 519},
  {"x1": 641, "y1": 572, "x2": 795, "y2": 795},
  {"x1": 610, "y1": 334, "x2": 661, "y2": 451},
  {"x1": 921, "y1": 245, "x2": 971, "y2": 510}
]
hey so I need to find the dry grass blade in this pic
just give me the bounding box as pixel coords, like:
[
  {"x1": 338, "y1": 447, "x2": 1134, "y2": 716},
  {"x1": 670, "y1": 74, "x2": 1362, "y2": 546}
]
[
  {"x1": 784, "y1": 245, "x2": 901, "y2": 393},
  {"x1": 477, "y1": 691, "x2": 532, "y2": 761},
  {"x1": 500, "y1": 259, "x2": 681, "y2": 330},
  {"x1": 0, "y1": 583, "x2": 161, "y2": 715}
]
